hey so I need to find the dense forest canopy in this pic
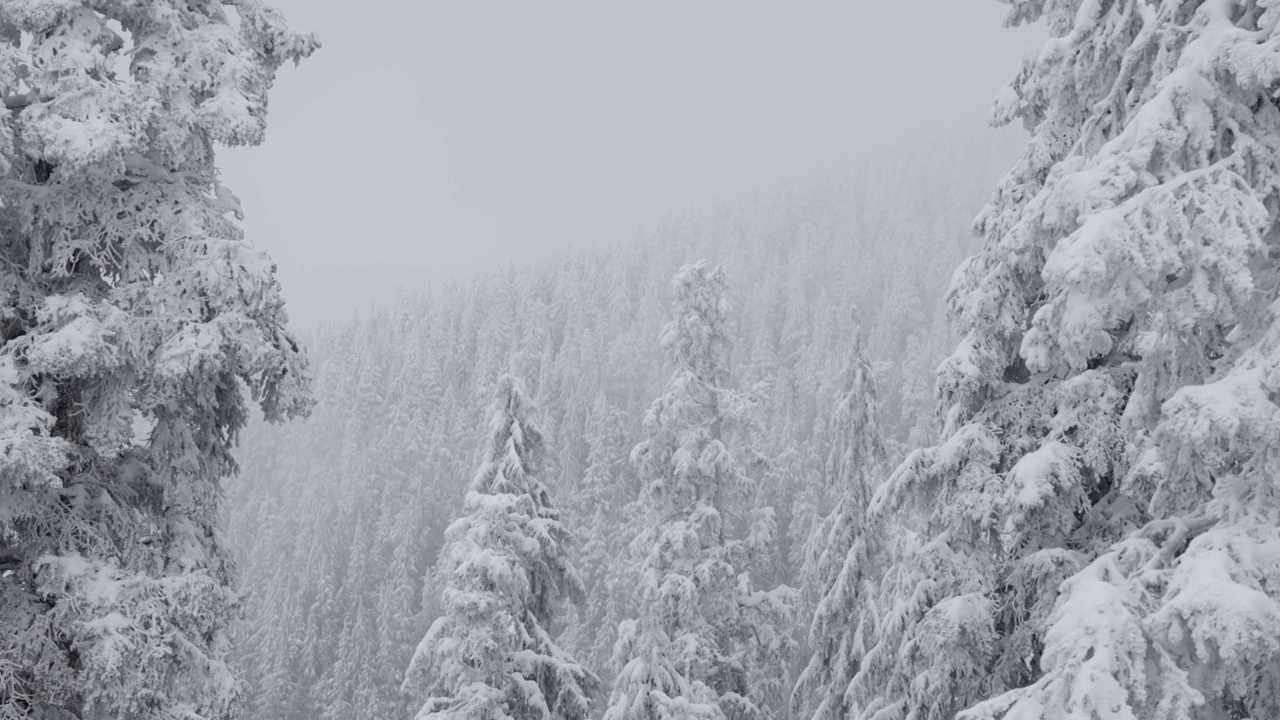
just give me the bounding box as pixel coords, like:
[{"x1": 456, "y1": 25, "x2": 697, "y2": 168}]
[{"x1": 223, "y1": 136, "x2": 1018, "y2": 720}]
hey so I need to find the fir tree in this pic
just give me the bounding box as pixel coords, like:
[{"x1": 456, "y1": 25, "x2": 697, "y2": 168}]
[
  {"x1": 0, "y1": 1, "x2": 315, "y2": 717},
  {"x1": 792, "y1": 309, "x2": 887, "y2": 720},
  {"x1": 606, "y1": 262, "x2": 794, "y2": 720},
  {"x1": 404, "y1": 374, "x2": 598, "y2": 720},
  {"x1": 863, "y1": 1, "x2": 1280, "y2": 718}
]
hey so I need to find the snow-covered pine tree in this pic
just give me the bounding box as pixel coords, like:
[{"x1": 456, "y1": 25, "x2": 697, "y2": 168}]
[
  {"x1": 0, "y1": 2, "x2": 315, "y2": 717},
  {"x1": 861, "y1": 1, "x2": 1280, "y2": 718},
  {"x1": 791, "y1": 308, "x2": 887, "y2": 720},
  {"x1": 606, "y1": 261, "x2": 794, "y2": 720},
  {"x1": 404, "y1": 373, "x2": 597, "y2": 720}
]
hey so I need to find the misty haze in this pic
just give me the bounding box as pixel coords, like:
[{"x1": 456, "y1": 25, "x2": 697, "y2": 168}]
[{"x1": 2, "y1": 3, "x2": 1279, "y2": 720}]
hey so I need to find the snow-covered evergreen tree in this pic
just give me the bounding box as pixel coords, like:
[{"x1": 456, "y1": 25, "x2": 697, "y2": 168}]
[
  {"x1": 0, "y1": 2, "x2": 315, "y2": 717},
  {"x1": 404, "y1": 373, "x2": 597, "y2": 720},
  {"x1": 606, "y1": 262, "x2": 794, "y2": 720},
  {"x1": 792, "y1": 309, "x2": 887, "y2": 720},
  {"x1": 857, "y1": 1, "x2": 1280, "y2": 718}
]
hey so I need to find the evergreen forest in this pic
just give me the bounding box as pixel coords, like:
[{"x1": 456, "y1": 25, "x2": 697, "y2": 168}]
[{"x1": 3, "y1": 2, "x2": 1280, "y2": 720}]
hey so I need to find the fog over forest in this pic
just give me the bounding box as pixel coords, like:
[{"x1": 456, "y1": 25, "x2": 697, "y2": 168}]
[
  {"x1": 4, "y1": 3, "x2": 1280, "y2": 720},
  {"x1": 225, "y1": 135, "x2": 1018, "y2": 719}
]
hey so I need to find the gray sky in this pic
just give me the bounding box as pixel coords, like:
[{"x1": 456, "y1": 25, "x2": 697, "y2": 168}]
[{"x1": 220, "y1": 1, "x2": 1040, "y2": 328}]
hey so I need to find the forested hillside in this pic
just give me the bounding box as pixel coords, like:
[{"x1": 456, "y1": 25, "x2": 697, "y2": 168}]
[
  {"x1": 223, "y1": 136, "x2": 1018, "y2": 720},
  {"x1": 12, "y1": 2, "x2": 1280, "y2": 720}
]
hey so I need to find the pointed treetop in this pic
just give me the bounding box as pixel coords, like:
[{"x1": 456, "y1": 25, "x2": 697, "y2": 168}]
[
  {"x1": 661, "y1": 261, "x2": 733, "y2": 386},
  {"x1": 472, "y1": 372, "x2": 545, "y2": 497}
]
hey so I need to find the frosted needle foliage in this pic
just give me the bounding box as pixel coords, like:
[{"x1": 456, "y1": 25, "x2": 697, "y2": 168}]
[
  {"x1": 792, "y1": 310, "x2": 887, "y2": 720},
  {"x1": 403, "y1": 373, "x2": 598, "y2": 720},
  {"x1": 0, "y1": 1, "x2": 315, "y2": 717},
  {"x1": 859, "y1": 0, "x2": 1280, "y2": 718},
  {"x1": 606, "y1": 262, "x2": 794, "y2": 720}
]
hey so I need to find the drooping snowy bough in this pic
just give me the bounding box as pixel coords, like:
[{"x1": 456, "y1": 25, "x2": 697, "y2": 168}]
[
  {"x1": 856, "y1": 1, "x2": 1280, "y2": 718},
  {"x1": 0, "y1": 1, "x2": 316, "y2": 718}
]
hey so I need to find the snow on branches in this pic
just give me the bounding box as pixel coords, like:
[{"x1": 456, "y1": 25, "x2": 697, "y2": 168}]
[
  {"x1": 870, "y1": 1, "x2": 1280, "y2": 718},
  {"x1": 607, "y1": 262, "x2": 794, "y2": 720},
  {"x1": 0, "y1": 1, "x2": 315, "y2": 717},
  {"x1": 404, "y1": 374, "x2": 598, "y2": 720}
]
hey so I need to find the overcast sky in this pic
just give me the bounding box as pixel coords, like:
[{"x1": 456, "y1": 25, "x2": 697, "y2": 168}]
[{"x1": 220, "y1": 2, "x2": 1041, "y2": 328}]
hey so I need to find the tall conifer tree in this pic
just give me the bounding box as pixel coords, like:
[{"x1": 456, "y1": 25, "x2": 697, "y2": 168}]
[
  {"x1": 606, "y1": 262, "x2": 793, "y2": 720},
  {"x1": 792, "y1": 309, "x2": 887, "y2": 720},
  {"x1": 404, "y1": 374, "x2": 597, "y2": 720},
  {"x1": 860, "y1": 1, "x2": 1280, "y2": 718},
  {"x1": 0, "y1": 2, "x2": 315, "y2": 717}
]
